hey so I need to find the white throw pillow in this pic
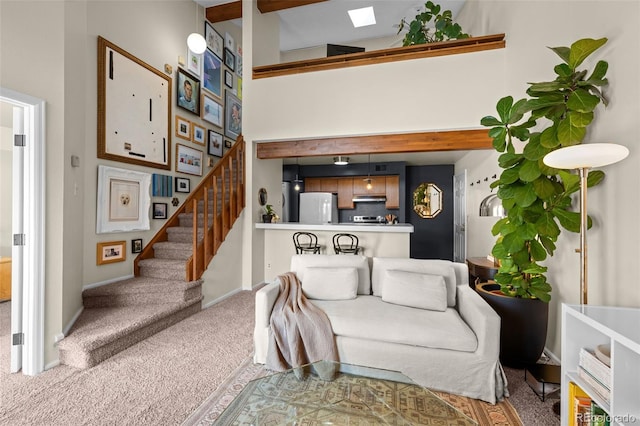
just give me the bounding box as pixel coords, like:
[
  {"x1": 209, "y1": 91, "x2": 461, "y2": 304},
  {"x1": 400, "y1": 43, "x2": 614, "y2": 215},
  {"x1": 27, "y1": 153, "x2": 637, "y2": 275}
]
[
  {"x1": 381, "y1": 270, "x2": 447, "y2": 311},
  {"x1": 302, "y1": 267, "x2": 359, "y2": 300}
]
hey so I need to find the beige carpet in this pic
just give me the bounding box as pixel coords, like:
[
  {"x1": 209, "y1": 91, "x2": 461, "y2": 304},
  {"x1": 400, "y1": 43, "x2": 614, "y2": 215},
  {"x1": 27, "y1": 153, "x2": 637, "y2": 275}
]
[{"x1": 183, "y1": 358, "x2": 523, "y2": 425}]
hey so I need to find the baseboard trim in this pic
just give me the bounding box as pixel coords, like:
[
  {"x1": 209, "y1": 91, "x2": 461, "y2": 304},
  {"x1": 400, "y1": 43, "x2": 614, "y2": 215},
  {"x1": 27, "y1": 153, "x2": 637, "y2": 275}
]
[
  {"x1": 83, "y1": 274, "x2": 134, "y2": 291},
  {"x1": 202, "y1": 288, "x2": 243, "y2": 309}
]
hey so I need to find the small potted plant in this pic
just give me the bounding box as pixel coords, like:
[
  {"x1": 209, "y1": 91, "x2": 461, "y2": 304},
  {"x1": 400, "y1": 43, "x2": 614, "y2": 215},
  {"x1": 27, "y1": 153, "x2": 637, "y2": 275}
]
[
  {"x1": 262, "y1": 204, "x2": 277, "y2": 223},
  {"x1": 397, "y1": 1, "x2": 469, "y2": 46}
]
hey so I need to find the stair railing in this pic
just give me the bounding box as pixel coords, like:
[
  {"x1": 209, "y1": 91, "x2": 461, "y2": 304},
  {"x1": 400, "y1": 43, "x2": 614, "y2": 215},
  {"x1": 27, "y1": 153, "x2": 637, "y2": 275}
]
[{"x1": 134, "y1": 136, "x2": 246, "y2": 281}]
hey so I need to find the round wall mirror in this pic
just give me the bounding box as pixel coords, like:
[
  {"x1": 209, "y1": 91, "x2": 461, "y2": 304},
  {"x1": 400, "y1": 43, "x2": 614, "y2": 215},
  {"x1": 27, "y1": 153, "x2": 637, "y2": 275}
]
[
  {"x1": 413, "y1": 183, "x2": 443, "y2": 219},
  {"x1": 258, "y1": 188, "x2": 268, "y2": 206}
]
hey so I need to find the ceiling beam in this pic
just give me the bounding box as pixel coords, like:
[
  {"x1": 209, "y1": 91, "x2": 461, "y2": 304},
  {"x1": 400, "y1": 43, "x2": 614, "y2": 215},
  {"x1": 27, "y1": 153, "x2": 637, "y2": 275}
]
[
  {"x1": 206, "y1": 1, "x2": 242, "y2": 23},
  {"x1": 205, "y1": 0, "x2": 328, "y2": 23},
  {"x1": 256, "y1": 129, "x2": 492, "y2": 159},
  {"x1": 257, "y1": 0, "x2": 328, "y2": 14}
]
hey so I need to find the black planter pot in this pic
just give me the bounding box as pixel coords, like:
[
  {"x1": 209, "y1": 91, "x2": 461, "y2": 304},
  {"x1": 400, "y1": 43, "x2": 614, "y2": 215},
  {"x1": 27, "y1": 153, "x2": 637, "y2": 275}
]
[
  {"x1": 262, "y1": 214, "x2": 274, "y2": 223},
  {"x1": 477, "y1": 283, "x2": 549, "y2": 368}
]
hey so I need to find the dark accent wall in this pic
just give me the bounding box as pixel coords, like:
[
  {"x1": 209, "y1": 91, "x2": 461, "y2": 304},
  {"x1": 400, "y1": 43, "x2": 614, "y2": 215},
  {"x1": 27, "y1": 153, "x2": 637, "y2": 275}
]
[{"x1": 407, "y1": 165, "x2": 454, "y2": 260}]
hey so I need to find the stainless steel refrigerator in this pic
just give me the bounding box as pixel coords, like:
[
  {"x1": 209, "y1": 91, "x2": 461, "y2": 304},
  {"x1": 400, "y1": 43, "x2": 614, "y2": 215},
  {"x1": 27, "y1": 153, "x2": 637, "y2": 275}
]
[{"x1": 299, "y1": 192, "x2": 338, "y2": 224}]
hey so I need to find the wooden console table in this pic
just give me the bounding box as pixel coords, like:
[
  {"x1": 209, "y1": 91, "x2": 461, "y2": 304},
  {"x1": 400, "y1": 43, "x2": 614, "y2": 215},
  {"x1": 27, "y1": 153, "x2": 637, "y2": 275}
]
[{"x1": 466, "y1": 257, "x2": 498, "y2": 289}]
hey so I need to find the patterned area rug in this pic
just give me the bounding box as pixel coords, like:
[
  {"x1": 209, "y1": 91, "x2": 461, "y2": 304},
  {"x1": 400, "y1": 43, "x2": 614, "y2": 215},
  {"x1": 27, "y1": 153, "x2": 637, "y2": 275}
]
[{"x1": 183, "y1": 358, "x2": 523, "y2": 426}]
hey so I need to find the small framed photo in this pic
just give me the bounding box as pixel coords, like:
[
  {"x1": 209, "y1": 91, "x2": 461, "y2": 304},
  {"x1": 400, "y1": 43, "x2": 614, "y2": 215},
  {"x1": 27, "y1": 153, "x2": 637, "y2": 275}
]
[
  {"x1": 187, "y1": 49, "x2": 202, "y2": 77},
  {"x1": 176, "y1": 143, "x2": 203, "y2": 176},
  {"x1": 202, "y1": 49, "x2": 222, "y2": 98},
  {"x1": 152, "y1": 202, "x2": 168, "y2": 219},
  {"x1": 177, "y1": 68, "x2": 201, "y2": 116},
  {"x1": 175, "y1": 177, "x2": 191, "y2": 193},
  {"x1": 202, "y1": 93, "x2": 223, "y2": 127},
  {"x1": 225, "y1": 32, "x2": 235, "y2": 51},
  {"x1": 192, "y1": 123, "x2": 206, "y2": 145},
  {"x1": 205, "y1": 22, "x2": 224, "y2": 60},
  {"x1": 224, "y1": 70, "x2": 233, "y2": 89},
  {"x1": 224, "y1": 90, "x2": 242, "y2": 140},
  {"x1": 96, "y1": 240, "x2": 126, "y2": 265},
  {"x1": 208, "y1": 130, "x2": 223, "y2": 157},
  {"x1": 131, "y1": 238, "x2": 143, "y2": 253},
  {"x1": 175, "y1": 116, "x2": 191, "y2": 140},
  {"x1": 223, "y1": 47, "x2": 235, "y2": 71},
  {"x1": 225, "y1": 139, "x2": 232, "y2": 149}
]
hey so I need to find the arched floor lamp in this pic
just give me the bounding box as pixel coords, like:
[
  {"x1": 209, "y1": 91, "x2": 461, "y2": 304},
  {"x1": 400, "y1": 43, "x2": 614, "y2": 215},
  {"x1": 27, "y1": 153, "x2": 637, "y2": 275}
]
[{"x1": 543, "y1": 143, "x2": 629, "y2": 305}]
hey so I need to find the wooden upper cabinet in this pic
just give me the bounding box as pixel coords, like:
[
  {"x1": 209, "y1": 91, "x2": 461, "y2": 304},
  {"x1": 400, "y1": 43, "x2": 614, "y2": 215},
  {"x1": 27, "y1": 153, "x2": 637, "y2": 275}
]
[
  {"x1": 304, "y1": 178, "x2": 322, "y2": 192},
  {"x1": 337, "y1": 178, "x2": 354, "y2": 209},
  {"x1": 353, "y1": 176, "x2": 386, "y2": 195},
  {"x1": 320, "y1": 178, "x2": 338, "y2": 193},
  {"x1": 385, "y1": 175, "x2": 400, "y2": 209}
]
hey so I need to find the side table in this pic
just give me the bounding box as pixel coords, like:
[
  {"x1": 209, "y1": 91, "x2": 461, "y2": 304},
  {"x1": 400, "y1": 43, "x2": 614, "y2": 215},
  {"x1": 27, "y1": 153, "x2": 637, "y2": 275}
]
[{"x1": 466, "y1": 257, "x2": 499, "y2": 289}]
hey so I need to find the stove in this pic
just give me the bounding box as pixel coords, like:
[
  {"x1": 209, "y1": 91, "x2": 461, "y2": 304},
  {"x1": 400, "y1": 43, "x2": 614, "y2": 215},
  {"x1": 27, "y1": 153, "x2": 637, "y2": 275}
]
[{"x1": 353, "y1": 215, "x2": 385, "y2": 223}]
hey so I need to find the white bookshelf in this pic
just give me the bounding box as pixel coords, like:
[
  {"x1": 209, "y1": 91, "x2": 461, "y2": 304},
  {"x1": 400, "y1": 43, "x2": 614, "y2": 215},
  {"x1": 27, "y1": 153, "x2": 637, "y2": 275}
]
[{"x1": 561, "y1": 304, "x2": 640, "y2": 425}]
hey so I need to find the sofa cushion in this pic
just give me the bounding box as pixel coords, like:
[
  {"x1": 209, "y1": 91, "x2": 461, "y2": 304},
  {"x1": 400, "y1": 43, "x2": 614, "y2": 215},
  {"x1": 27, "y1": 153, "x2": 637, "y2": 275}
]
[
  {"x1": 311, "y1": 296, "x2": 478, "y2": 353},
  {"x1": 291, "y1": 255, "x2": 371, "y2": 295},
  {"x1": 302, "y1": 267, "x2": 358, "y2": 300},
  {"x1": 372, "y1": 258, "x2": 458, "y2": 307},
  {"x1": 381, "y1": 270, "x2": 447, "y2": 311}
]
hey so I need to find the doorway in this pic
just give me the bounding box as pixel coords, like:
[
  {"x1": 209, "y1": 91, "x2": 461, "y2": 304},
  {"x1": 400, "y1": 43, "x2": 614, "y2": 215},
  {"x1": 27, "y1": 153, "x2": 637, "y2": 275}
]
[{"x1": 0, "y1": 88, "x2": 46, "y2": 375}]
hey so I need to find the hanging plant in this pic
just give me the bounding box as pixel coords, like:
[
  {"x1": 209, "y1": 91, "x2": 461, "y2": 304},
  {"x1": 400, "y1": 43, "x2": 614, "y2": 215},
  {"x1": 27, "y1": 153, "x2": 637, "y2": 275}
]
[
  {"x1": 480, "y1": 38, "x2": 609, "y2": 302},
  {"x1": 397, "y1": 1, "x2": 469, "y2": 46}
]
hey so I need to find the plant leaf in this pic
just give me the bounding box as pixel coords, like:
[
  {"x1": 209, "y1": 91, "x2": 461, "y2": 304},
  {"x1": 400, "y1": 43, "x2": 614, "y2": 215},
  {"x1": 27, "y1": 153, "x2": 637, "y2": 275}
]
[
  {"x1": 498, "y1": 152, "x2": 522, "y2": 168},
  {"x1": 566, "y1": 111, "x2": 594, "y2": 128},
  {"x1": 553, "y1": 207, "x2": 581, "y2": 233},
  {"x1": 587, "y1": 170, "x2": 605, "y2": 187},
  {"x1": 557, "y1": 118, "x2": 586, "y2": 146},
  {"x1": 496, "y1": 96, "x2": 513, "y2": 123},
  {"x1": 530, "y1": 239, "x2": 547, "y2": 261},
  {"x1": 500, "y1": 168, "x2": 521, "y2": 185},
  {"x1": 587, "y1": 60, "x2": 608, "y2": 81},
  {"x1": 513, "y1": 184, "x2": 538, "y2": 207},
  {"x1": 548, "y1": 45, "x2": 570, "y2": 64},
  {"x1": 567, "y1": 88, "x2": 601, "y2": 113},
  {"x1": 540, "y1": 126, "x2": 559, "y2": 148},
  {"x1": 568, "y1": 37, "x2": 607, "y2": 70},
  {"x1": 519, "y1": 159, "x2": 542, "y2": 182},
  {"x1": 503, "y1": 232, "x2": 526, "y2": 253},
  {"x1": 532, "y1": 176, "x2": 557, "y2": 199},
  {"x1": 559, "y1": 170, "x2": 580, "y2": 194},
  {"x1": 536, "y1": 212, "x2": 561, "y2": 238},
  {"x1": 554, "y1": 63, "x2": 573, "y2": 78},
  {"x1": 523, "y1": 134, "x2": 549, "y2": 161},
  {"x1": 481, "y1": 116, "x2": 503, "y2": 127}
]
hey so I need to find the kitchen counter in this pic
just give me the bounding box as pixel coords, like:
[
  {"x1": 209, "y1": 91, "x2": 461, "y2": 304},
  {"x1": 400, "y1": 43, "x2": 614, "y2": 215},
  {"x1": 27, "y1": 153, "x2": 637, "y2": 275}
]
[
  {"x1": 255, "y1": 222, "x2": 414, "y2": 233},
  {"x1": 257, "y1": 222, "x2": 413, "y2": 280}
]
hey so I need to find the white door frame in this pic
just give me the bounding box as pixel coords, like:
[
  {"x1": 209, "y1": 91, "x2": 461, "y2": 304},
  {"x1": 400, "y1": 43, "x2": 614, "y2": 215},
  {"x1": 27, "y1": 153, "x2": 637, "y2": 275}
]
[
  {"x1": 1, "y1": 87, "x2": 45, "y2": 376},
  {"x1": 453, "y1": 171, "x2": 467, "y2": 263}
]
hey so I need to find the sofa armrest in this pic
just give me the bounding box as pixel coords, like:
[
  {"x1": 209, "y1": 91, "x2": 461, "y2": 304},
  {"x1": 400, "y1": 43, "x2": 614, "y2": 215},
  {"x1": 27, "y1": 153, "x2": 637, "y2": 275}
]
[
  {"x1": 255, "y1": 281, "x2": 281, "y2": 330},
  {"x1": 456, "y1": 284, "x2": 501, "y2": 358}
]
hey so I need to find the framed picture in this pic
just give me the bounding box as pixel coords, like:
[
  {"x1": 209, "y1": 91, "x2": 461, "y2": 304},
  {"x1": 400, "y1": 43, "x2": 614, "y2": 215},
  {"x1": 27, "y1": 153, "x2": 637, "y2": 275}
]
[
  {"x1": 175, "y1": 143, "x2": 203, "y2": 176},
  {"x1": 225, "y1": 139, "x2": 232, "y2": 149},
  {"x1": 224, "y1": 90, "x2": 242, "y2": 140},
  {"x1": 177, "y1": 68, "x2": 200, "y2": 116},
  {"x1": 224, "y1": 70, "x2": 233, "y2": 89},
  {"x1": 225, "y1": 32, "x2": 235, "y2": 51},
  {"x1": 97, "y1": 165, "x2": 151, "y2": 234},
  {"x1": 223, "y1": 48, "x2": 235, "y2": 71},
  {"x1": 237, "y1": 77, "x2": 242, "y2": 100},
  {"x1": 175, "y1": 115, "x2": 191, "y2": 140},
  {"x1": 152, "y1": 173, "x2": 172, "y2": 197},
  {"x1": 208, "y1": 130, "x2": 223, "y2": 157},
  {"x1": 187, "y1": 49, "x2": 202, "y2": 77},
  {"x1": 131, "y1": 238, "x2": 143, "y2": 253},
  {"x1": 97, "y1": 37, "x2": 171, "y2": 170},
  {"x1": 192, "y1": 123, "x2": 206, "y2": 145},
  {"x1": 96, "y1": 241, "x2": 126, "y2": 265},
  {"x1": 152, "y1": 202, "x2": 168, "y2": 219},
  {"x1": 175, "y1": 177, "x2": 191, "y2": 193},
  {"x1": 202, "y1": 49, "x2": 222, "y2": 98},
  {"x1": 205, "y1": 22, "x2": 224, "y2": 60},
  {"x1": 236, "y1": 45, "x2": 243, "y2": 76},
  {"x1": 202, "y1": 93, "x2": 223, "y2": 127}
]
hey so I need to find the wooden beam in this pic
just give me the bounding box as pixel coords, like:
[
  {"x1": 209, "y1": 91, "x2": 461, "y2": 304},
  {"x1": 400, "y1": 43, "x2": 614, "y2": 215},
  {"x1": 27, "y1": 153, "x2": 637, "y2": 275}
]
[
  {"x1": 256, "y1": 129, "x2": 492, "y2": 159},
  {"x1": 257, "y1": 0, "x2": 328, "y2": 14},
  {"x1": 206, "y1": 1, "x2": 242, "y2": 23}
]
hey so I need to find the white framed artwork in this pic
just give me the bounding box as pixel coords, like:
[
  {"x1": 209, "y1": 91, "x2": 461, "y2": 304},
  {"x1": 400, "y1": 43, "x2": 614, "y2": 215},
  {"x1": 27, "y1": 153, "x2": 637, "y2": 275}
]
[{"x1": 97, "y1": 165, "x2": 151, "y2": 233}]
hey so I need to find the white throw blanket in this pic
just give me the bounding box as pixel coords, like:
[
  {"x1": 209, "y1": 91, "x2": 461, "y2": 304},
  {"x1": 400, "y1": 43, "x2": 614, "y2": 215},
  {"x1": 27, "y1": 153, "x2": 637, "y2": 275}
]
[{"x1": 266, "y1": 272, "x2": 338, "y2": 372}]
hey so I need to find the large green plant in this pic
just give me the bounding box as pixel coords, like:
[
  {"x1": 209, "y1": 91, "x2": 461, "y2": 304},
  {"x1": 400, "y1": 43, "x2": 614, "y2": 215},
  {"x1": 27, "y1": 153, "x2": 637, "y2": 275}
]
[
  {"x1": 397, "y1": 1, "x2": 469, "y2": 46},
  {"x1": 480, "y1": 38, "x2": 609, "y2": 302}
]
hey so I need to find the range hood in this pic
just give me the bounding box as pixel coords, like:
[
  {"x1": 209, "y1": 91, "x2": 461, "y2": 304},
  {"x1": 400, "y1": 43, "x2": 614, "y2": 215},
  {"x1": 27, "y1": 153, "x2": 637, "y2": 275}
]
[{"x1": 352, "y1": 195, "x2": 387, "y2": 203}]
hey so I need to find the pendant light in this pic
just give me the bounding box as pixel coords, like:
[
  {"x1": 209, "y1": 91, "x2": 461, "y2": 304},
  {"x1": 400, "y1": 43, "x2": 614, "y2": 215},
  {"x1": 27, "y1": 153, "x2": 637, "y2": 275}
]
[
  {"x1": 333, "y1": 156, "x2": 349, "y2": 165},
  {"x1": 364, "y1": 154, "x2": 372, "y2": 190},
  {"x1": 187, "y1": 5, "x2": 206, "y2": 54},
  {"x1": 293, "y1": 158, "x2": 302, "y2": 191}
]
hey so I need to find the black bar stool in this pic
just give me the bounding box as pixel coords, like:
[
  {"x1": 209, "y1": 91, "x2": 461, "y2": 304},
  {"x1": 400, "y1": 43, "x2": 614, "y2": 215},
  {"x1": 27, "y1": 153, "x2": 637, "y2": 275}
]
[
  {"x1": 332, "y1": 233, "x2": 361, "y2": 255},
  {"x1": 293, "y1": 232, "x2": 322, "y2": 254}
]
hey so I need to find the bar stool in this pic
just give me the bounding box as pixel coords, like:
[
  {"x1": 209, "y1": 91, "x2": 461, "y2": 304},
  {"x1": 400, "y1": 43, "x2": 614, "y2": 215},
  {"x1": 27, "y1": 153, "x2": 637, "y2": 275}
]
[
  {"x1": 293, "y1": 232, "x2": 322, "y2": 254},
  {"x1": 332, "y1": 233, "x2": 361, "y2": 255}
]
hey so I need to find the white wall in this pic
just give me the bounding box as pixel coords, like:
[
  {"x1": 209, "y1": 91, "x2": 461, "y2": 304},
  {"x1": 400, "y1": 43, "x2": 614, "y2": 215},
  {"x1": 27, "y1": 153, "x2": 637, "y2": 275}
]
[
  {"x1": 0, "y1": 124, "x2": 11, "y2": 258},
  {"x1": 455, "y1": 0, "x2": 640, "y2": 358}
]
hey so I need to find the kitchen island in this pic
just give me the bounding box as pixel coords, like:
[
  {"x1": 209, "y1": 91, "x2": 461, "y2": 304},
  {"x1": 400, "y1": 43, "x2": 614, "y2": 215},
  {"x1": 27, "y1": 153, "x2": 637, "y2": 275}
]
[{"x1": 256, "y1": 222, "x2": 414, "y2": 280}]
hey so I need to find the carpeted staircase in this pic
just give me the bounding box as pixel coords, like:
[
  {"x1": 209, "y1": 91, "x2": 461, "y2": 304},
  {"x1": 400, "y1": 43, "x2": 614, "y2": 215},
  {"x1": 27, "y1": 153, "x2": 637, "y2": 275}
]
[{"x1": 59, "y1": 140, "x2": 245, "y2": 369}]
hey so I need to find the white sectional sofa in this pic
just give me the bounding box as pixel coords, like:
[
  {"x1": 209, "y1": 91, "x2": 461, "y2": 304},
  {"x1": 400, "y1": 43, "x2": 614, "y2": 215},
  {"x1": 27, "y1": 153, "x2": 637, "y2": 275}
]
[{"x1": 254, "y1": 255, "x2": 507, "y2": 404}]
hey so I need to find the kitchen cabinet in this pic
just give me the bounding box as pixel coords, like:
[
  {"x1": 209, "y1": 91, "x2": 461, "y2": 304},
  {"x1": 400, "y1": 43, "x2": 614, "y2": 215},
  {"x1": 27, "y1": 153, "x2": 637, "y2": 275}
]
[
  {"x1": 305, "y1": 178, "x2": 322, "y2": 192},
  {"x1": 337, "y1": 179, "x2": 354, "y2": 209},
  {"x1": 320, "y1": 178, "x2": 338, "y2": 193},
  {"x1": 385, "y1": 176, "x2": 400, "y2": 209},
  {"x1": 0, "y1": 258, "x2": 11, "y2": 301},
  {"x1": 353, "y1": 176, "x2": 386, "y2": 195}
]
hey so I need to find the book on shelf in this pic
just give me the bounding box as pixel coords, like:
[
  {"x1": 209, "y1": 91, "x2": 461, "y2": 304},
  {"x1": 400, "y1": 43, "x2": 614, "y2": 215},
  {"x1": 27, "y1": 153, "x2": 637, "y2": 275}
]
[
  {"x1": 577, "y1": 366, "x2": 611, "y2": 404},
  {"x1": 579, "y1": 347, "x2": 611, "y2": 389},
  {"x1": 569, "y1": 382, "x2": 611, "y2": 426},
  {"x1": 591, "y1": 402, "x2": 610, "y2": 426},
  {"x1": 569, "y1": 382, "x2": 590, "y2": 426}
]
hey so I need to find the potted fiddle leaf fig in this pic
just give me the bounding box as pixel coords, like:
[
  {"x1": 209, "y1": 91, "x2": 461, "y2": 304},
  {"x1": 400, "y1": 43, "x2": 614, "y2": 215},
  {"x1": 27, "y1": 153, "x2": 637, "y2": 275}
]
[
  {"x1": 397, "y1": 1, "x2": 469, "y2": 46},
  {"x1": 478, "y1": 37, "x2": 609, "y2": 367}
]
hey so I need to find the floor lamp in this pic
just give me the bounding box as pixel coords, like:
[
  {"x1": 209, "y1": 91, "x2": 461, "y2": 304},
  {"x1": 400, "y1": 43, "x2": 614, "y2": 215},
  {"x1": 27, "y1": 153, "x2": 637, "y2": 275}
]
[{"x1": 543, "y1": 143, "x2": 629, "y2": 305}]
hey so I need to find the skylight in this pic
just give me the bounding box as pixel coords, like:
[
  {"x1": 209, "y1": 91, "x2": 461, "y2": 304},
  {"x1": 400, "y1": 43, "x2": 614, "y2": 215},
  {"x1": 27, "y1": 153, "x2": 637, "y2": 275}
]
[{"x1": 347, "y1": 6, "x2": 376, "y2": 28}]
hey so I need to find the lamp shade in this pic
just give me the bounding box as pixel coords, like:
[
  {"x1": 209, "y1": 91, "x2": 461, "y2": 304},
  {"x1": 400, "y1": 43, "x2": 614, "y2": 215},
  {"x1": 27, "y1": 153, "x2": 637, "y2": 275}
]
[
  {"x1": 543, "y1": 143, "x2": 629, "y2": 169},
  {"x1": 187, "y1": 33, "x2": 207, "y2": 54},
  {"x1": 479, "y1": 194, "x2": 505, "y2": 217}
]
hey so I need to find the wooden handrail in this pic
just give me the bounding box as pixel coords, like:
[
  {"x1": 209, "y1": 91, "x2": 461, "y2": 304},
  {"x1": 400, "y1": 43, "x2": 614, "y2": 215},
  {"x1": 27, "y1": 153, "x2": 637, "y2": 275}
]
[{"x1": 134, "y1": 136, "x2": 246, "y2": 282}]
